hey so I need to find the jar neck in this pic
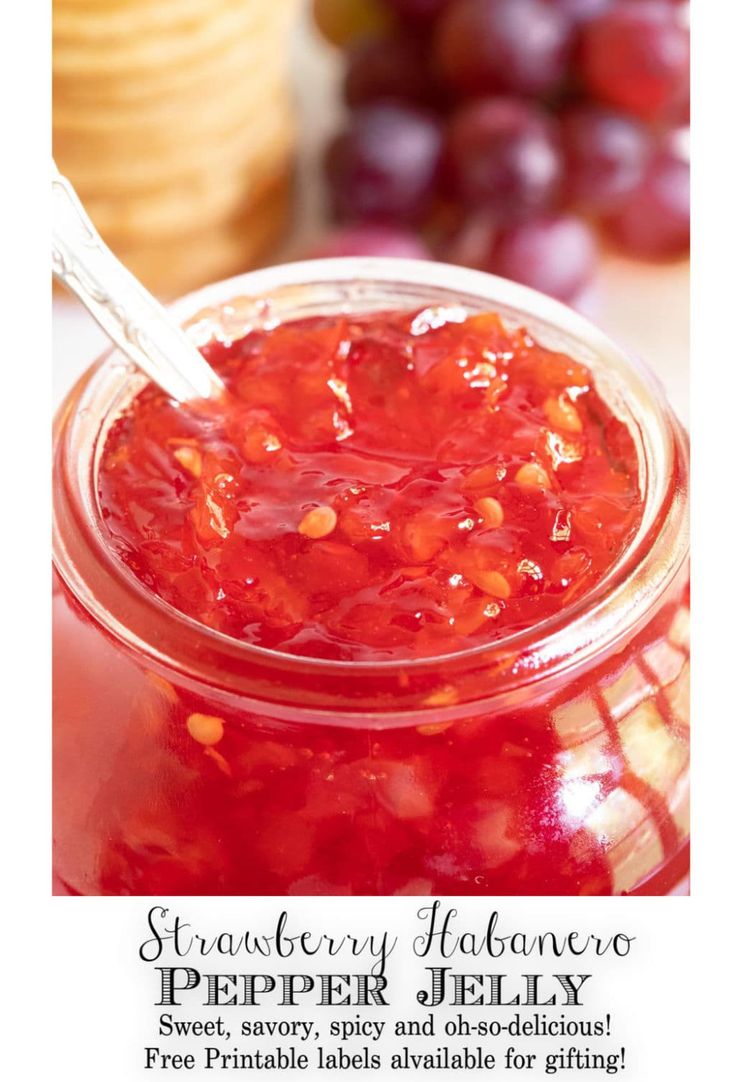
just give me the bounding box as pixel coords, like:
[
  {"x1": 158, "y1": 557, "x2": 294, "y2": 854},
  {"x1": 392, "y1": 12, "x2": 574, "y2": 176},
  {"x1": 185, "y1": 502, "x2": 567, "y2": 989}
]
[{"x1": 52, "y1": 259, "x2": 690, "y2": 720}]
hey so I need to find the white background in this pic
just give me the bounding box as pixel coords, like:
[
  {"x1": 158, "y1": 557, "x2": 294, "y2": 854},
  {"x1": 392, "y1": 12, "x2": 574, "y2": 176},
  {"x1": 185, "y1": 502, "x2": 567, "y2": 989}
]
[
  {"x1": 49, "y1": 895, "x2": 697, "y2": 1080},
  {"x1": 2, "y1": 4, "x2": 733, "y2": 1081}
]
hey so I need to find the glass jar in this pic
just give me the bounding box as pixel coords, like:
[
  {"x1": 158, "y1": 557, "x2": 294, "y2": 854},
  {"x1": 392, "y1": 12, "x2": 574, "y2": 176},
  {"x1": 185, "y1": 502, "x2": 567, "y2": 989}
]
[{"x1": 53, "y1": 258, "x2": 689, "y2": 896}]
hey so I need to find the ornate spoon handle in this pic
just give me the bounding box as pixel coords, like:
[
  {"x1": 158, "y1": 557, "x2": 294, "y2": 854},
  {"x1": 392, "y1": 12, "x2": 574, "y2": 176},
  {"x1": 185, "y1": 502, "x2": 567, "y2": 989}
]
[{"x1": 52, "y1": 166, "x2": 224, "y2": 404}]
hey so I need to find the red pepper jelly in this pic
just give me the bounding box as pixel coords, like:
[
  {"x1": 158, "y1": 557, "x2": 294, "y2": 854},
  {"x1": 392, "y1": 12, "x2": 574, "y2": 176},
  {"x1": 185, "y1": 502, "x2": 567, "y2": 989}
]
[
  {"x1": 53, "y1": 262, "x2": 689, "y2": 896},
  {"x1": 97, "y1": 309, "x2": 643, "y2": 661}
]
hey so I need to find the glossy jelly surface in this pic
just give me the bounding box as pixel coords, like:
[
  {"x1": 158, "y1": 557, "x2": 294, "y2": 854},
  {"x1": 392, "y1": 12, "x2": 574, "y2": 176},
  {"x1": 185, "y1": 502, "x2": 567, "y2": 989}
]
[
  {"x1": 54, "y1": 304, "x2": 689, "y2": 897},
  {"x1": 97, "y1": 307, "x2": 643, "y2": 661}
]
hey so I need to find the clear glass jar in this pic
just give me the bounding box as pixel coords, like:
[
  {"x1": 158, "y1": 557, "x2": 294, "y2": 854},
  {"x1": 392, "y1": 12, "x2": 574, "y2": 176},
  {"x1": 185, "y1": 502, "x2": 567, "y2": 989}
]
[{"x1": 53, "y1": 259, "x2": 689, "y2": 896}]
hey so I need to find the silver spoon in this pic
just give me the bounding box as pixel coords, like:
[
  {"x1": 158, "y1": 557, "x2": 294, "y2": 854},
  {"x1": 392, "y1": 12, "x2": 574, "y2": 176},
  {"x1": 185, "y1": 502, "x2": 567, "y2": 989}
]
[{"x1": 52, "y1": 165, "x2": 224, "y2": 405}]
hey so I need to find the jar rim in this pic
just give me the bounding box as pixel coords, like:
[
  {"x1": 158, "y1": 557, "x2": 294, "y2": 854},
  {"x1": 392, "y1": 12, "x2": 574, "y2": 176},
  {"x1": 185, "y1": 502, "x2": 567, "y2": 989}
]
[{"x1": 53, "y1": 257, "x2": 689, "y2": 716}]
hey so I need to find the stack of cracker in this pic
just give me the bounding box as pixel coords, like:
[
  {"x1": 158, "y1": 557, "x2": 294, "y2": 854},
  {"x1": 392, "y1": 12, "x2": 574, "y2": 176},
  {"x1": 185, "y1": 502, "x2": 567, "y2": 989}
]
[{"x1": 53, "y1": 0, "x2": 299, "y2": 296}]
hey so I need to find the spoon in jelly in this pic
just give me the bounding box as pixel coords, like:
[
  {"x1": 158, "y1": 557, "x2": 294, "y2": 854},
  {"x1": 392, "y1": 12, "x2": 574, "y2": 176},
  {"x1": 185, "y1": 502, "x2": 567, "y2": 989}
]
[{"x1": 52, "y1": 165, "x2": 225, "y2": 405}]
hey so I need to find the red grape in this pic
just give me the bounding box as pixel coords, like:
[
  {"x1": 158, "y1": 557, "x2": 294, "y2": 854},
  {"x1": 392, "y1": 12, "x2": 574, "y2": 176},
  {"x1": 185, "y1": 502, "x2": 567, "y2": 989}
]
[
  {"x1": 561, "y1": 104, "x2": 650, "y2": 211},
  {"x1": 433, "y1": 0, "x2": 574, "y2": 97},
  {"x1": 446, "y1": 98, "x2": 563, "y2": 218},
  {"x1": 545, "y1": 0, "x2": 612, "y2": 21},
  {"x1": 317, "y1": 0, "x2": 689, "y2": 268},
  {"x1": 383, "y1": 0, "x2": 452, "y2": 19},
  {"x1": 490, "y1": 213, "x2": 598, "y2": 301},
  {"x1": 344, "y1": 33, "x2": 442, "y2": 108},
  {"x1": 308, "y1": 224, "x2": 433, "y2": 260},
  {"x1": 580, "y1": 1, "x2": 689, "y2": 121},
  {"x1": 324, "y1": 104, "x2": 444, "y2": 223},
  {"x1": 603, "y1": 143, "x2": 689, "y2": 259}
]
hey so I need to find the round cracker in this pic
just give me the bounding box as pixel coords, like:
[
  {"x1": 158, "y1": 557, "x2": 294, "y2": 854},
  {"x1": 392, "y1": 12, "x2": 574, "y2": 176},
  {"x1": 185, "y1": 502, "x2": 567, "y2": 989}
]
[
  {"x1": 53, "y1": 1, "x2": 297, "y2": 78},
  {"x1": 110, "y1": 173, "x2": 293, "y2": 297},
  {"x1": 53, "y1": 47, "x2": 291, "y2": 133},
  {"x1": 53, "y1": 93, "x2": 293, "y2": 192},
  {"x1": 72, "y1": 128, "x2": 294, "y2": 239},
  {"x1": 52, "y1": 22, "x2": 265, "y2": 106}
]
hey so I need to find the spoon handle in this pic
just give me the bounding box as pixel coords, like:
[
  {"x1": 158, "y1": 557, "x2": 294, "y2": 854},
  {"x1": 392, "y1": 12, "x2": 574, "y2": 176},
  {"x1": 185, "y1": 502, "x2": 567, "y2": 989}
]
[{"x1": 52, "y1": 166, "x2": 224, "y2": 404}]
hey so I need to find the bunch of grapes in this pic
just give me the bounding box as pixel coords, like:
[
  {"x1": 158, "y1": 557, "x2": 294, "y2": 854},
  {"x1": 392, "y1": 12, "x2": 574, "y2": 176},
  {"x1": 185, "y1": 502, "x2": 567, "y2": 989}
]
[{"x1": 312, "y1": 0, "x2": 690, "y2": 302}]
